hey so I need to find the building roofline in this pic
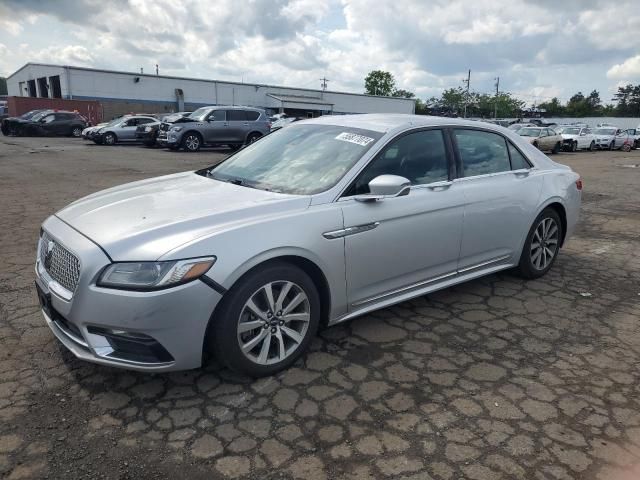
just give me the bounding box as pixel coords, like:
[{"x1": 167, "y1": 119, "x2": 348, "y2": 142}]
[{"x1": 7, "y1": 62, "x2": 416, "y2": 104}]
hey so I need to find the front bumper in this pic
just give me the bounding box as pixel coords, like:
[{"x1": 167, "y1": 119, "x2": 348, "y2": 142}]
[
  {"x1": 35, "y1": 215, "x2": 222, "y2": 372},
  {"x1": 157, "y1": 131, "x2": 181, "y2": 147}
]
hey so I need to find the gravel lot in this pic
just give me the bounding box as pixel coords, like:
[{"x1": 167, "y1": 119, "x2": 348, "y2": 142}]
[{"x1": 1, "y1": 135, "x2": 639, "y2": 480}]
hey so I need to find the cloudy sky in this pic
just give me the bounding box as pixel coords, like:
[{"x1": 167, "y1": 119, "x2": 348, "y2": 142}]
[{"x1": 1, "y1": 0, "x2": 639, "y2": 106}]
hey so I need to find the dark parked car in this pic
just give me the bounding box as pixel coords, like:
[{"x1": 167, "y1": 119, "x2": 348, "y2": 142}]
[
  {"x1": 2, "y1": 110, "x2": 87, "y2": 137},
  {"x1": 1, "y1": 109, "x2": 50, "y2": 136},
  {"x1": 135, "y1": 112, "x2": 191, "y2": 147}
]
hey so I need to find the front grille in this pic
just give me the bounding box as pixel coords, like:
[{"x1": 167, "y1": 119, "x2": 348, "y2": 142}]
[
  {"x1": 160, "y1": 122, "x2": 170, "y2": 131},
  {"x1": 39, "y1": 232, "x2": 81, "y2": 293}
]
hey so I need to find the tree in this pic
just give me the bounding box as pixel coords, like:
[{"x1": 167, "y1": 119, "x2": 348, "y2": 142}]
[
  {"x1": 613, "y1": 84, "x2": 640, "y2": 116},
  {"x1": 392, "y1": 89, "x2": 415, "y2": 98},
  {"x1": 537, "y1": 97, "x2": 564, "y2": 116},
  {"x1": 364, "y1": 70, "x2": 396, "y2": 96},
  {"x1": 0, "y1": 77, "x2": 7, "y2": 96}
]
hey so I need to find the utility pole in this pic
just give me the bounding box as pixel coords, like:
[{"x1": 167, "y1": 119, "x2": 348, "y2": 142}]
[
  {"x1": 156, "y1": 64, "x2": 159, "y2": 75},
  {"x1": 140, "y1": 67, "x2": 143, "y2": 74},
  {"x1": 320, "y1": 77, "x2": 329, "y2": 91},
  {"x1": 494, "y1": 76, "x2": 500, "y2": 119},
  {"x1": 463, "y1": 69, "x2": 471, "y2": 118}
]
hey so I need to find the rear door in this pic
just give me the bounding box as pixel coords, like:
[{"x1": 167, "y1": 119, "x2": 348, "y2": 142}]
[
  {"x1": 452, "y1": 128, "x2": 543, "y2": 270},
  {"x1": 225, "y1": 110, "x2": 247, "y2": 143},
  {"x1": 339, "y1": 128, "x2": 465, "y2": 307}
]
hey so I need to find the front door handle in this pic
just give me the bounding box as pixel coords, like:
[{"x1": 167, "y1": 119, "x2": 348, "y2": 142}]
[
  {"x1": 514, "y1": 169, "x2": 530, "y2": 178},
  {"x1": 223, "y1": 122, "x2": 229, "y2": 126},
  {"x1": 427, "y1": 181, "x2": 452, "y2": 191}
]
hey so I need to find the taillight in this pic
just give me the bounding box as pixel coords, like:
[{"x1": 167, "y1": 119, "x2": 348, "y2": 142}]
[{"x1": 575, "y1": 177, "x2": 583, "y2": 190}]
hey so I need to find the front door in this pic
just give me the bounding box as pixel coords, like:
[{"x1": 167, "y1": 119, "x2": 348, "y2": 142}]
[
  {"x1": 204, "y1": 109, "x2": 229, "y2": 144},
  {"x1": 340, "y1": 129, "x2": 464, "y2": 308},
  {"x1": 452, "y1": 129, "x2": 543, "y2": 270},
  {"x1": 118, "y1": 118, "x2": 139, "y2": 140}
]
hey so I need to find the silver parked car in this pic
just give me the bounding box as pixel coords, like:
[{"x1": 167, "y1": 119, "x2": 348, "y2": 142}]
[
  {"x1": 35, "y1": 115, "x2": 582, "y2": 376},
  {"x1": 157, "y1": 106, "x2": 270, "y2": 152},
  {"x1": 94, "y1": 115, "x2": 158, "y2": 145}
]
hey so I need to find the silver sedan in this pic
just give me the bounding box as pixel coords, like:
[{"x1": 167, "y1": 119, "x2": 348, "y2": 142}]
[{"x1": 35, "y1": 115, "x2": 582, "y2": 376}]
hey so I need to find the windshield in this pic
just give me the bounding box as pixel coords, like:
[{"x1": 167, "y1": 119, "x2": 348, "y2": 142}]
[
  {"x1": 104, "y1": 117, "x2": 125, "y2": 127},
  {"x1": 188, "y1": 107, "x2": 213, "y2": 121},
  {"x1": 562, "y1": 127, "x2": 581, "y2": 135},
  {"x1": 508, "y1": 124, "x2": 523, "y2": 131},
  {"x1": 207, "y1": 124, "x2": 383, "y2": 195},
  {"x1": 595, "y1": 128, "x2": 616, "y2": 135},
  {"x1": 519, "y1": 128, "x2": 541, "y2": 137},
  {"x1": 21, "y1": 110, "x2": 42, "y2": 119},
  {"x1": 31, "y1": 111, "x2": 52, "y2": 121}
]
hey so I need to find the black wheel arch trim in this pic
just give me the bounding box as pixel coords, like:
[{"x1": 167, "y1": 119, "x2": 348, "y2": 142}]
[{"x1": 200, "y1": 275, "x2": 227, "y2": 295}]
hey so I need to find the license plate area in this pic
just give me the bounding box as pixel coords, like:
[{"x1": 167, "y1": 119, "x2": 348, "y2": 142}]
[{"x1": 35, "y1": 281, "x2": 52, "y2": 318}]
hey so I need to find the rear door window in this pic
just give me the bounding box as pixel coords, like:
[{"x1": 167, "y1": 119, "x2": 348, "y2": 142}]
[
  {"x1": 454, "y1": 129, "x2": 511, "y2": 177},
  {"x1": 137, "y1": 118, "x2": 155, "y2": 125},
  {"x1": 227, "y1": 110, "x2": 247, "y2": 121}
]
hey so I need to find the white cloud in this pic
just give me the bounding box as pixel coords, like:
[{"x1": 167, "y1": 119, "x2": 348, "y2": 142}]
[{"x1": 607, "y1": 55, "x2": 640, "y2": 81}]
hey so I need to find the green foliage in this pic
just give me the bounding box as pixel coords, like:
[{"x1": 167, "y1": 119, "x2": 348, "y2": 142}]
[
  {"x1": 392, "y1": 89, "x2": 415, "y2": 98},
  {"x1": 0, "y1": 77, "x2": 7, "y2": 96},
  {"x1": 613, "y1": 84, "x2": 640, "y2": 116},
  {"x1": 364, "y1": 70, "x2": 396, "y2": 96}
]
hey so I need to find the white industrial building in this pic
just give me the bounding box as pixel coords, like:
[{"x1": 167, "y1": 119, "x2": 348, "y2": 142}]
[{"x1": 7, "y1": 63, "x2": 415, "y2": 119}]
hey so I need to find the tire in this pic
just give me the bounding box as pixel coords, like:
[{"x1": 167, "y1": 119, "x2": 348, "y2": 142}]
[
  {"x1": 182, "y1": 132, "x2": 202, "y2": 152},
  {"x1": 103, "y1": 132, "x2": 116, "y2": 145},
  {"x1": 228, "y1": 144, "x2": 242, "y2": 152},
  {"x1": 246, "y1": 132, "x2": 262, "y2": 145},
  {"x1": 210, "y1": 262, "x2": 320, "y2": 377},
  {"x1": 532, "y1": 141, "x2": 539, "y2": 150},
  {"x1": 71, "y1": 126, "x2": 82, "y2": 137},
  {"x1": 608, "y1": 141, "x2": 614, "y2": 151},
  {"x1": 571, "y1": 141, "x2": 577, "y2": 152},
  {"x1": 551, "y1": 142, "x2": 561, "y2": 154},
  {"x1": 516, "y1": 208, "x2": 563, "y2": 279},
  {"x1": 589, "y1": 141, "x2": 595, "y2": 152}
]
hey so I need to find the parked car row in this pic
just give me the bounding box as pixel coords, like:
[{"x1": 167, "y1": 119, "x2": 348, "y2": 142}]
[
  {"x1": 512, "y1": 123, "x2": 639, "y2": 153},
  {"x1": 1, "y1": 109, "x2": 87, "y2": 137}
]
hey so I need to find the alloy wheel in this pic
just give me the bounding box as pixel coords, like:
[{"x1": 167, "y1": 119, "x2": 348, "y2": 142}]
[
  {"x1": 72, "y1": 127, "x2": 82, "y2": 137},
  {"x1": 530, "y1": 217, "x2": 559, "y2": 270},
  {"x1": 236, "y1": 281, "x2": 310, "y2": 365},
  {"x1": 185, "y1": 134, "x2": 200, "y2": 151}
]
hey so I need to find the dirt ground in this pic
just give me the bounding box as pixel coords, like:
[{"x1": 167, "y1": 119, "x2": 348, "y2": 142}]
[{"x1": 0, "y1": 135, "x2": 639, "y2": 480}]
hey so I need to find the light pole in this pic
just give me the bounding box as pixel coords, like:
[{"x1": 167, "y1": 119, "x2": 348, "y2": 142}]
[{"x1": 494, "y1": 77, "x2": 500, "y2": 119}]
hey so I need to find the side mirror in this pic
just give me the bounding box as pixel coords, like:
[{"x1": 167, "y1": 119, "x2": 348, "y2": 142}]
[{"x1": 355, "y1": 175, "x2": 411, "y2": 202}]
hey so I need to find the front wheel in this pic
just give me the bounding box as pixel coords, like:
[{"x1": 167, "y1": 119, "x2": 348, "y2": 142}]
[
  {"x1": 609, "y1": 141, "x2": 615, "y2": 151},
  {"x1": 210, "y1": 262, "x2": 320, "y2": 377},
  {"x1": 182, "y1": 132, "x2": 202, "y2": 152},
  {"x1": 103, "y1": 132, "x2": 116, "y2": 145},
  {"x1": 551, "y1": 142, "x2": 561, "y2": 154},
  {"x1": 571, "y1": 141, "x2": 577, "y2": 152},
  {"x1": 589, "y1": 141, "x2": 595, "y2": 151},
  {"x1": 516, "y1": 208, "x2": 562, "y2": 279}
]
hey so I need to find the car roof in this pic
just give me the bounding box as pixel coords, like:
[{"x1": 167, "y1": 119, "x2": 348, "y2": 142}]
[
  {"x1": 299, "y1": 114, "x2": 530, "y2": 134},
  {"x1": 202, "y1": 105, "x2": 264, "y2": 112}
]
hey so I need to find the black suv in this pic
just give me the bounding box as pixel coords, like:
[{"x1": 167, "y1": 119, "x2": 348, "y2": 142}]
[{"x1": 2, "y1": 110, "x2": 87, "y2": 137}]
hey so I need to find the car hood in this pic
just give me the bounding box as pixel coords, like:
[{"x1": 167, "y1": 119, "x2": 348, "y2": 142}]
[
  {"x1": 56, "y1": 172, "x2": 310, "y2": 260},
  {"x1": 561, "y1": 134, "x2": 579, "y2": 140}
]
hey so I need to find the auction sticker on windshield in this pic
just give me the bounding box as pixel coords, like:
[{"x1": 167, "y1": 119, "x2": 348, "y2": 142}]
[{"x1": 335, "y1": 132, "x2": 375, "y2": 146}]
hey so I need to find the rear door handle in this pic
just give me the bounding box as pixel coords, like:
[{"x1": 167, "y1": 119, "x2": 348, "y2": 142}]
[
  {"x1": 427, "y1": 181, "x2": 452, "y2": 191},
  {"x1": 243, "y1": 122, "x2": 249, "y2": 126}
]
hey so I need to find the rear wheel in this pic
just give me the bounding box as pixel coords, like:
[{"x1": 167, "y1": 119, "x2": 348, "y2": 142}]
[
  {"x1": 532, "y1": 141, "x2": 539, "y2": 150},
  {"x1": 246, "y1": 132, "x2": 262, "y2": 145},
  {"x1": 517, "y1": 208, "x2": 562, "y2": 279},
  {"x1": 182, "y1": 132, "x2": 202, "y2": 152},
  {"x1": 210, "y1": 262, "x2": 320, "y2": 377},
  {"x1": 71, "y1": 127, "x2": 82, "y2": 137}
]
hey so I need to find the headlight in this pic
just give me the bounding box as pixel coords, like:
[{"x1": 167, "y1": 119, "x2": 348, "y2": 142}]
[
  {"x1": 171, "y1": 126, "x2": 183, "y2": 132},
  {"x1": 97, "y1": 257, "x2": 215, "y2": 290},
  {"x1": 144, "y1": 126, "x2": 152, "y2": 132}
]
